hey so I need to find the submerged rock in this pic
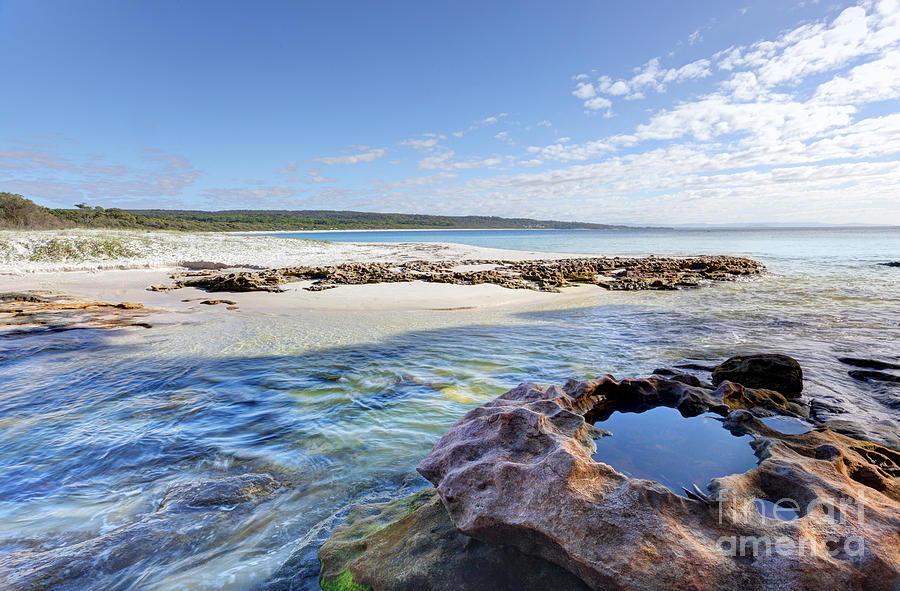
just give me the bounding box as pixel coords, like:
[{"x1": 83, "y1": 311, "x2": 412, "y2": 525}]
[
  {"x1": 712, "y1": 353, "x2": 804, "y2": 397},
  {"x1": 316, "y1": 487, "x2": 590, "y2": 591},
  {"x1": 0, "y1": 474, "x2": 280, "y2": 590},
  {"x1": 0, "y1": 290, "x2": 154, "y2": 335},
  {"x1": 839, "y1": 357, "x2": 900, "y2": 371},
  {"x1": 414, "y1": 374, "x2": 900, "y2": 591},
  {"x1": 848, "y1": 370, "x2": 900, "y2": 384}
]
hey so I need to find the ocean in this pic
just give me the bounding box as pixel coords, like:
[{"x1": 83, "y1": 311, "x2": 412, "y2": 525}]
[{"x1": 1, "y1": 228, "x2": 898, "y2": 590}]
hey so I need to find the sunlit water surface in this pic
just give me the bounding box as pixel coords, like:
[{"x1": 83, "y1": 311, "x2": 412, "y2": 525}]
[{"x1": 1, "y1": 228, "x2": 898, "y2": 590}]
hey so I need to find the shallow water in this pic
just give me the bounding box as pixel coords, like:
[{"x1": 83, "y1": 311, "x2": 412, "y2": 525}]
[
  {"x1": 1, "y1": 228, "x2": 899, "y2": 590},
  {"x1": 591, "y1": 407, "x2": 756, "y2": 495}
]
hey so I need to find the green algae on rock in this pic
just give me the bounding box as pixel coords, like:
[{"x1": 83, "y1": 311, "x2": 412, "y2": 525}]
[{"x1": 317, "y1": 487, "x2": 590, "y2": 591}]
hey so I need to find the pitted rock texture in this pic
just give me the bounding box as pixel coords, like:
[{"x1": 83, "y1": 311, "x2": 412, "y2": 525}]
[
  {"x1": 417, "y1": 376, "x2": 900, "y2": 591},
  {"x1": 151, "y1": 255, "x2": 764, "y2": 293}
]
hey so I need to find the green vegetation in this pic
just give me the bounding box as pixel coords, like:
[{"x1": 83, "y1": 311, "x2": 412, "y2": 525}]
[
  {"x1": 319, "y1": 568, "x2": 371, "y2": 591},
  {"x1": 50, "y1": 206, "x2": 632, "y2": 231},
  {"x1": 0, "y1": 192, "x2": 64, "y2": 229},
  {"x1": 27, "y1": 236, "x2": 139, "y2": 262},
  {"x1": 2, "y1": 191, "x2": 642, "y2": 231}
]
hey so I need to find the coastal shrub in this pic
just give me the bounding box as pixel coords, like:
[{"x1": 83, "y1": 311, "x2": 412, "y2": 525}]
[
  {"x1": 0, "y1": 192, "x2": 64, "y2": 229},
  {"x1": 28, "y1": 236, "x2": 140, "y2": 262}
]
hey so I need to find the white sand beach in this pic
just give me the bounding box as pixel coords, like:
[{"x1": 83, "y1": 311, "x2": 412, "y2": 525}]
[{"x1": 0, "y1": 229, "x2": 602, "y2": 312}]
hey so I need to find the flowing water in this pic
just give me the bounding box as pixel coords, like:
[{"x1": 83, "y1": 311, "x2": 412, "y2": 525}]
[{"x1": 1, "y1": 228, "x2": 898, "y2": 590}]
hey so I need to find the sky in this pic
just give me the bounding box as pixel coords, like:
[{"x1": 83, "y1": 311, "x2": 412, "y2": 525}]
[{"x1": 1, "y1": 0, "x2": 899, "y2": 225}]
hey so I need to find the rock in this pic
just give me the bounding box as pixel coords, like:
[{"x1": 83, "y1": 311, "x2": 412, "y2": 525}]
[
  {"x1": 718, "y1": 381, "x2": 793, "y2": 413},
  {"x1": 712, "y1": 354, "x2": 804, "y2": 397},
  {"x1": 0, "y1": 474, "x2": 280, "y2": 590},
  {"x1": 316, "y1": 487, "x2": 591, "y2": 591},
  {"x1": 0, "y1": 291, "x2": 155, "y2": 336},
  {"x1": 848, "y1": 369, "x2": 900, "y2": 383},
  {"x1": 417, "y1": 376, "x2": 900, "y2": 591},
  {"x1": 150, "y1": 256, "x2": 765, "y2": 294},
  {"x1": 673, "y1": 362, "x2": 717, "y2": 371},
  {"x1": 838, "y1": 357, "x2": 900, "y2": 371},
  {"x1": 159, "y1": 473, "x2": 280, "y2": 511},
  {"x1": 879, "y1": 261, "x2": 900, "y2": 267},
  {"x1": 667, "y1": 373, "x2": 705, "y2": 387}
]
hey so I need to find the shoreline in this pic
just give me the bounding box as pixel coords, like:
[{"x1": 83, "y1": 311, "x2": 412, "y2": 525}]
[{"x1": 0, "y1": 229, "x2": 762, "y2": 313}]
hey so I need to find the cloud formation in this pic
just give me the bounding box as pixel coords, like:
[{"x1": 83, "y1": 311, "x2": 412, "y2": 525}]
[{"x1": 311, "y1": 147, "x2": 387, "y2": 165}]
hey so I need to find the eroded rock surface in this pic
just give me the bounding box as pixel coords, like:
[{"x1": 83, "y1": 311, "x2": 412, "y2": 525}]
[
  {"x1": 315, "y1": 487, "x2": 591, "y2": 591},
  {"x1": 417, "y1": 375, "x2": 900, "y2": 591},
  {"x1": 150, "y1": 255, "x2": 764, "y2": 294},
  {"x1": 0, "y1": 291, "x2": 153, "y2": 335}
]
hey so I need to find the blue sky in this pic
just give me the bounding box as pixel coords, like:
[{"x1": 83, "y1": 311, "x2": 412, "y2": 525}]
[{"x1": 1, "y1": 0, "x2": 899, "y2": 224}]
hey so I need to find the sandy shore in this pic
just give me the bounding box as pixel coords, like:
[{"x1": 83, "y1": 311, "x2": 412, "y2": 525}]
[{"x1": 1, "y1": 230, "x2": 603, "y2": 312}]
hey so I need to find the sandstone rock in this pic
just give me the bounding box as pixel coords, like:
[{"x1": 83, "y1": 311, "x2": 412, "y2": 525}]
[
  {"x1": 719, "y1": 381, "x2": 792, "y2": 413},
  {"x1": 150, "y1": 256, "x2": 765, "y2": 294},
  {"x1": 316, "y1": 487, "x2": 590, "y2": 591},
  {"x1": 712, "y1": 354, "x2": 804, "y2": 397},
  {"x1": 0, "y1": 291, "x2": 154, "y2": 335},
  {"x1": 417, "y1": 376, "x2": 900, "y2": 591}
]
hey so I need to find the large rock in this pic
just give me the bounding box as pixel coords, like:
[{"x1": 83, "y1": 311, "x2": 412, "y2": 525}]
[
  {"x1": 317, "y1": 487, "x2": 590, "y2": 591},
  {"x1": 712, "y1": 354, "x2": 804, "y2": 397},
  {"x1": 417, "y1": 376, "x2": 900, "y2": 591}
]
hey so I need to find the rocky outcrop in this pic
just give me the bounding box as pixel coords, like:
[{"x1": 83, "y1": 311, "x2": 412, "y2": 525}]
[
  {"x1": 712, "y1": 353, "x2": 804, "y2": 397},
  {"x1": 316, "y1": 487, "x2": 591, "y2": 591},
  {"x1": 415, "y1": 375, "x2": 900, "y2": 591},
  {"x1": 879, "y1": 261, "x2": 900, "y2": 267},
  {"x1": 150, "y1": 255, "x2": 765, "y2": 294},
  {"x1": 0, "y1": 291, "x2": 153, "y2": 335},
  {"x1": 0, "y1": 474, "x2": 280, "y2": 590}
]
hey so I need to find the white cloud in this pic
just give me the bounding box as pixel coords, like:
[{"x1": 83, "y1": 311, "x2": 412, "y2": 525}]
[
  {"x1": 609, "y1": 80, "x2": 630, "y2": 95},
  {"x1": 417, "y1": 150, "x2": 505, "y2": 170},
  {"x1": 572, "y1": 82, "x2": 596, "y2": 100},
  {"x1": 662, "y1": 59, "x2": 712, "y2": 83},
  {"x1": 277, "y1": 161, "x2": 298, "y2": 174},
  {"x1": 584, "y1": 96, "x2": 612, "y2": 110},
  {"x1": 312, "y1": 147, "x2": 387, "y2": 165},
  {"x1": 813, "y1": 51, "x2": 900, "y2": 104},
  {"x1": 400, "y1": 135, "x2": 446, "y2": 152},
  {"x1": 373, "y1": 172, "x2": 458, "y2": 189},
  {"x1": 578, "y1": 56, "x2": 712, "y2": 107},
  {"x1": 537, "y1": 120, "x2": 552, "y2": 128}
]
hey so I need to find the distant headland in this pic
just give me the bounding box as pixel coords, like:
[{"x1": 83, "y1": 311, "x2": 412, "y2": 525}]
[{"x1": 0, "y1": 192, "x2": 661, "y2": 232}]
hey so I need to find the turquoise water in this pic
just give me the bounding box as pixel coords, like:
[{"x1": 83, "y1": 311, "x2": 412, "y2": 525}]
[{"x1": 1, "y1": 228, "x2": 899, "y2": 590}]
